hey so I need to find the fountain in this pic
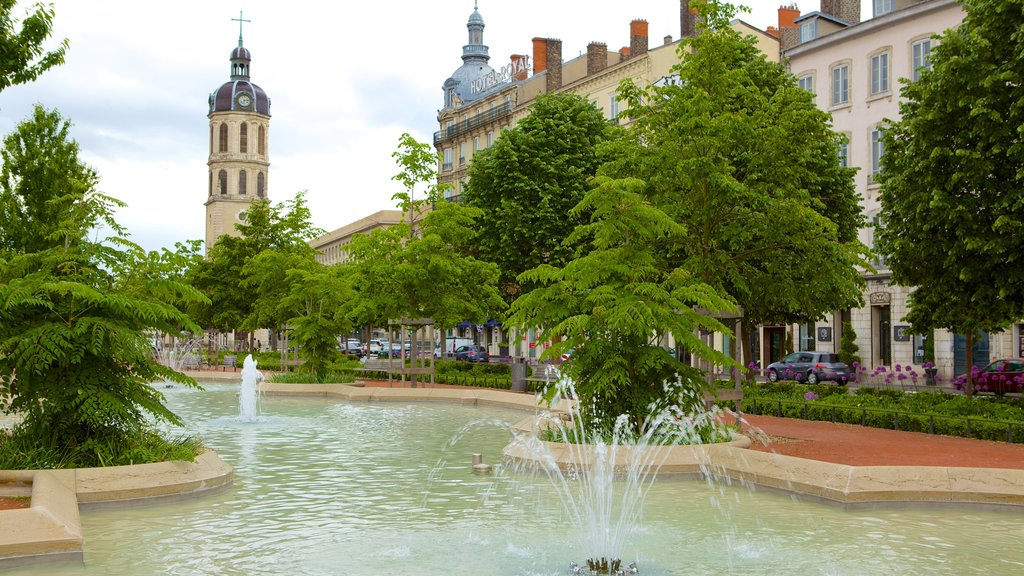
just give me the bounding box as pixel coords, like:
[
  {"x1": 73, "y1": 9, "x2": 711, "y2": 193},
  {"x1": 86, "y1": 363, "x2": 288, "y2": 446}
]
[
  {"x1": 158, "y1": 336, "x2": 203, "y2": 385},
  {"x1": 11, "y1": 382, "x2": 1021, "y2": 575},
  {"x1": 506, "y1": 373, "x2": 729, "y2": 574},
  {"x1": 238, "y1": 354, "x2": 263, "y2": 421}
]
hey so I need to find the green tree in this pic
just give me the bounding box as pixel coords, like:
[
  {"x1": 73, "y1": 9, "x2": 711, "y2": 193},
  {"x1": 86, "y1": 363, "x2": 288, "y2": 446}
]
[
  {"x1": 346, "y1": 134, "x2": 506, "y2": 355},
  {"x1": 0, "y1": 106, "x2": 207, "y2": 466},
  {"x1": 876, "y1": 0, "x2": 1024, "y2": 394},
  {"x1": 509, "y1": 176, "x2": 733, "y2": 432},
  {"x1": 465, "y1": 93, "x2": 616, "y2": 301},
  {"x1": 607, "y1": 0, "x2": 868, "y2": 373},
  {"x1": 0, "y1": 1, "x2": 67, "y2": 92},
  {"x1": 839, "y1": 320, "x2": 860, "y2": 366},
  {"x1": 190, "y1": 191, "x2": 324, "y2": 353},
  {"x1": 279, "y1": 264, "x2": 352, "y2": 381}
]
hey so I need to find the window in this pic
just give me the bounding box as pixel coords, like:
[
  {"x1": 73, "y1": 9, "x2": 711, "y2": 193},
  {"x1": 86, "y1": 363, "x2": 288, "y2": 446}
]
[
  {"x1": 218, "y1": 123, "x2": 228, "y2": 153},
  {"x1": 831, "y1": 64, "x2": 849, "y2": 106},
  {"x1": 871, "y1": 51, "x2": 890, "y2": 94},
  {"x1": 609, "y1": 93, "x2": 619, "y2": 121},
  {"x1": 442, "y1": 148, "x2": 453, "y2": 171},
  {"x1": 799, "y1": 323, "x2": 816, "y2": 352},
  {"x1": 238, "y1": 170, "x2": 247, "y2": 195},
  {"x1": 797, "y1": 74, "x2": 814, "y2": 93},
  {"x1": 799, "y1": 19, "x2": 817, "y2": 43},
  {"x1": 870, "y1": 127, "x2": 885, "y2": 180},
  {"x1": 218, "y1": 169, "x2": 227, "y2": 195},
  {"x1": 458, "y1": 142, "x2": 466, "y2": 165},
  {"x1": 209, "y1": 126, "x2": 214, "y2": 154},
  {"x1": 870, "y1": 213, "x2": 887, "y2": 266},
  {"x1": 258, "y1": 125, "x2": 266, "y2": 155},
  {"x1": 257, "y1": 172, "x2": 265, "y2": 197},
  {"x1": 473, "y1": 136, "x2": 479, "y2": 155},
  {"x1": 838, "y1": 141, "x2": 849, "y2": 167},
  {"x1": 486, "y1": 131, "x2": 493, "y2": 147},
  {"x1": 873, "y1": 0, "x2": 894, "y2": 17},
  {"x1": 912, "y1": 39, "x2": 932, "y2": 81},
  {"x1": 240, "y1": 124, "x2": 248, "y2": 153}
]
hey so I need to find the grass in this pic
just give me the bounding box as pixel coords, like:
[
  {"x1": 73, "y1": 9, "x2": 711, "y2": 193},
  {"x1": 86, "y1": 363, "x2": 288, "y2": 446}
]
[
  {"x1": 267, "y1": 371, "x2": 357, "y2": 384},
  {"x1": 0, "y1": 426, "x2": 203, "y2": 470}
]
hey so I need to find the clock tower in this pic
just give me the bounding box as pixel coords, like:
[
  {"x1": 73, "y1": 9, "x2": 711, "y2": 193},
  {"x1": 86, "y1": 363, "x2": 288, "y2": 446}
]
[{"x1": 205, "y1": 13, "x2": 271, "y2": 254}]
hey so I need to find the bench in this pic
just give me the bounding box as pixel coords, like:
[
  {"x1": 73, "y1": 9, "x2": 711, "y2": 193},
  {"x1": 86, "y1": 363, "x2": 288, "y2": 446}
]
[
  {"x1": 282, "y1": 359, "x2": 305, "y2": 372},
  {"x1": 355, "y1": 359, "x2": 398, "y2": 375},
  {"x1": 220, "y1": 355, "x2": 237, "y2": 371}
]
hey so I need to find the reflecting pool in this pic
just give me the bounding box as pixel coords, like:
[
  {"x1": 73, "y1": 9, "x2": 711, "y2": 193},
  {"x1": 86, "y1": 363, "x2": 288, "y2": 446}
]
[{"x1": 12, "y1": 382, "x2": 1024, "y2": 576}]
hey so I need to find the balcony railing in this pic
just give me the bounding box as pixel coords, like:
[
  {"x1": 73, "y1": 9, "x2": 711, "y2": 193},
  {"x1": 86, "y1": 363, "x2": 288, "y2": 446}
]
[
  {"x1": 442, "y1": 162, "x2": 453, "y2": 172},
  {"x1": 434, "y1": 102, "x2": 512, "y2": 146}
]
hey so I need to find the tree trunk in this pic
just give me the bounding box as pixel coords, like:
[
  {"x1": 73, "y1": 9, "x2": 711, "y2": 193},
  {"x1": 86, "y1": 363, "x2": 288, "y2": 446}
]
[
  {"x1": 738, "y1": 318, "x2": 754, "y2": 380},
  {"x1": 964, "y1": 331, "x2": 974, "y2": 397}
]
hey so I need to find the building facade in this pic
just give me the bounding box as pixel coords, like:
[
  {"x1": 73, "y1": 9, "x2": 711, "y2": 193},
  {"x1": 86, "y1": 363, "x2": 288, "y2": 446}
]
[
  {"x1": 205, "y1": 32, "x2": 271, "y2": 253},
  {"x1": 434, "y1": 3, "x2": 779, "y2": 359},
  {"x1": 309, "y1": 210, "x2": 404, "y2": 266},
  {"x1": 780, "y1": 0, "x2": 1021, "y2": 380}
]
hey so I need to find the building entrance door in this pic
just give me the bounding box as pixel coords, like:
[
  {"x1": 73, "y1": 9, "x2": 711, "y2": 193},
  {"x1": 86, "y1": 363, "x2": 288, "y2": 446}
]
[
  {"x1": 873, "y1": 306, "x2": 892, "y2": 367},
  {"x1": 764, "y1": 327, "x2": 786, "y2": 366}
]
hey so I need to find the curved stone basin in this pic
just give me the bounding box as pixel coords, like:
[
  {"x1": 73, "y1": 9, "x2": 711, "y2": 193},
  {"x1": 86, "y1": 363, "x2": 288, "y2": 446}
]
[{"x1": 1, "y1": 382, "x2": 1021, "y2": 574}]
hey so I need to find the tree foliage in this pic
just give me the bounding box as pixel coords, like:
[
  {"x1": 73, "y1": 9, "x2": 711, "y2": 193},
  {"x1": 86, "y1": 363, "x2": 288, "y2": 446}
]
[
  {"x1": 346, "y1": 135, "x2": 506, "y2": 347},
  {"x1": 876, "y1": 0, "x2": 1024, "y2": 385},
  {"x1": 465, "y1": 93, "x2": 616, "y2": 301},
  {"x1": 509, "y1": 176, "x2": 733, "y2": 431},
  {"x1": 0, "y1": 107, "x2": 207, "y2": 464},
  {"x1": 0, "y1": 0, "x2": 68, "y2": 92},
  {"x1": 607, "y1": 0, "x2": 867, "y2": 345}
]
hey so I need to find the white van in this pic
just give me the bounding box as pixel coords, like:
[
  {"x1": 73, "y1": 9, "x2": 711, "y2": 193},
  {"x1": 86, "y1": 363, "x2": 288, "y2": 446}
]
[{"x1": 435, "y1": 337, "x2": 474, "y2": 359}]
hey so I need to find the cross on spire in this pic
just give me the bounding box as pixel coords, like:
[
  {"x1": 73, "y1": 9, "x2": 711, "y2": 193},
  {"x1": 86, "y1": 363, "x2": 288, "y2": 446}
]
[{"x1": 232, "y1": 10, "x2": 250, "y2": 48}]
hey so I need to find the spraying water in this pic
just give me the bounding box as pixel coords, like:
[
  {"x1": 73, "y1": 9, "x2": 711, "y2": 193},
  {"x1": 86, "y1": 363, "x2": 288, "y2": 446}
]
[
  {"x1": 239, "y1": 354, "x2": 263, "y2": 421},
  {"x1": 505, "y1": 367, "x2": 731, "y2": 574}
]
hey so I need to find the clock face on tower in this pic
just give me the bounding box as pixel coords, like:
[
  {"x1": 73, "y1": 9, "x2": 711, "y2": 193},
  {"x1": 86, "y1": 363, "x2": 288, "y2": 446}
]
[{"x1": 237, "y1": 93, "x2": 252, "y2": 108}]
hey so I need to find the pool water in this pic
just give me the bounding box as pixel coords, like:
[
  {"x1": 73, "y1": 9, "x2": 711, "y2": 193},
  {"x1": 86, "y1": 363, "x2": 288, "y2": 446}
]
[{"x1": 13, "y1": 382, "x2": 1024, "y2": 576}]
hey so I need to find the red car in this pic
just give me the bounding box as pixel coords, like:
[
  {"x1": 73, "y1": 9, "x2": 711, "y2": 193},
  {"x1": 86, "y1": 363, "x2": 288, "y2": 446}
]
[{"x1": 975, "y1": 358, "x2": 1024, "y2": 395}]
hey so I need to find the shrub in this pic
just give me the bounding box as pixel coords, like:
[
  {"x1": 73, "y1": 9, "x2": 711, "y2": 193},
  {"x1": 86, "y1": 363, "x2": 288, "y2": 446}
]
[{"x1": 839, "y1": 320, "x2": 860, "y2": 366}]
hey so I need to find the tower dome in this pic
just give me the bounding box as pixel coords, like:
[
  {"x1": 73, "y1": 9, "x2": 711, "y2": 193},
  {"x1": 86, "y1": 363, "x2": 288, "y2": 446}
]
[
  {"x1": 208, "y1": 34, "x2": 270, "y2": 116},
  {"x1": 442, "y1": 2, "x2": 496, "y2": 107}
]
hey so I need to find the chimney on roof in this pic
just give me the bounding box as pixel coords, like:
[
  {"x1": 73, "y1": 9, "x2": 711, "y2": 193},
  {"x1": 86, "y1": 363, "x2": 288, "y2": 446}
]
[
  {"x1": 532, "y1": 37, "x2": 548, "y2": 74},
  {"x1": 664, "y1": 34, "x2": 674, "y2": 45},
  {"x1": 545, "y1": 38, "x2": 562, "y2": 92},
  {"x1": 630, "y1": 19, "x2": 649, "y2": 57},
  {"x1": 681, "y1": 0, "x2": 699, "y2": 38},
  {"x1": 587, "y1": 42, "x2": 608, "y2": 75},
  {"x1": 510, "y1": 54, "x2": 529, "y2": 81},
  {"x1": 766, "y1": 26, "x2": 780, "y2": 39},
  {"x1": 778, "y1": 5, "x2": 801, "y2": 51},
  {"x1": 619, "y1": 46, "x2": 631, "y2": 59},
  {"x1": 821, "y1": 0, "x2": 861, "y2": 25}
]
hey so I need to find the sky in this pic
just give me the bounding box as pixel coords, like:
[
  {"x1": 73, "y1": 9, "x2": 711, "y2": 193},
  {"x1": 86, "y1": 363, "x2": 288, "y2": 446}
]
[{"x1": 0, "y1": 1, "x2": 875, "y2": 253}]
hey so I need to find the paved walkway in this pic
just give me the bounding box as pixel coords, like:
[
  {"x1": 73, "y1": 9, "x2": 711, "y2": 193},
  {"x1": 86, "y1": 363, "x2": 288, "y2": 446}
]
[{"x1": 362, "y1": 379, "x2": 1024, "y2": 471}]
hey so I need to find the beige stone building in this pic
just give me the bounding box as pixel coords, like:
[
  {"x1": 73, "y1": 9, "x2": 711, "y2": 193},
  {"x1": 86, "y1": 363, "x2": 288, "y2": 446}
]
[
  {"x1": 434, "y1": 3, "x2": 779, "y2": 358},
  {"x1": 204, "y1": 34, "x2": 271, "y2": 254},
  {"x1": 779, "y1": 0, "x2": 1020, "y2": 381},
  {"x1": 309, "y1": 210, "x2": 404, "y2": 266}
]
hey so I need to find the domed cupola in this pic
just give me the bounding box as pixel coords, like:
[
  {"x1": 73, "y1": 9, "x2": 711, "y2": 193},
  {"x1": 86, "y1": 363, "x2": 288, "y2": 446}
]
[
  {"x1": 442, "y1": 2, "x2": 497, "y2": 107},
  {"x1": 208, "y1": 26, "x2": 270, "y2": 116}
]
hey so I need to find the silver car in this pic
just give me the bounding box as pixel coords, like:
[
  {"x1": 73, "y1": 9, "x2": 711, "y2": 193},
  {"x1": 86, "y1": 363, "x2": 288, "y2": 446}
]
[{"x1": 766, "y1": 352, "x2": 849, "y2": 384}]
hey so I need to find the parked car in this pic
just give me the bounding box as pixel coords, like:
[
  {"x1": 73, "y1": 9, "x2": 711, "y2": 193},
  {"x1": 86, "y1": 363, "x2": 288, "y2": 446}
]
[
  {"x1": 343, "y1": 339, "x2": 363, "y2": 357},
  {"x1": 973, "y1": 358, "x2": 1024, "y2": 395},
  {"x1": 766, "y1": 352, "x2": 849, "y2": 384},
  {"x1": 454, "y1": 344, "x2": 489, "y2": 362}
]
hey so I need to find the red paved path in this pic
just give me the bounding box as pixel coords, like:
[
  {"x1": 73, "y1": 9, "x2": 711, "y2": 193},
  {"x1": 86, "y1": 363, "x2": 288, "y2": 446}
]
[{"x1": 364, "y1": 380, "x2": 1024, "y2": 470}]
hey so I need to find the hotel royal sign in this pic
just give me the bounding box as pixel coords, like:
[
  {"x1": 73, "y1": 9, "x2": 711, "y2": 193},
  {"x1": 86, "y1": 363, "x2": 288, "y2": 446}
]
[{"x1": 471, "y1": 56, "x2": 531, "y2": 94}]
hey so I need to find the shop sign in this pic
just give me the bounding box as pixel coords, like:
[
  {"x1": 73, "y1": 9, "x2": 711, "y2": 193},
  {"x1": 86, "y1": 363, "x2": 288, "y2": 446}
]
[{"x1": 471, "y1": 56, "x2": 531, "y2": 94}]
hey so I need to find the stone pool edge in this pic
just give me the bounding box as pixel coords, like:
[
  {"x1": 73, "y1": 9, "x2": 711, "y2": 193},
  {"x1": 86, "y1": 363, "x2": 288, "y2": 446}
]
[
  {"x1": 0, "y1": 450, "x2": 233, "y2": 569},
  {"x1": 4, "y1": 381, "x2": 1022, "y2": 568},
  {"x1": 269, "y1": 382, "x2": 1024, "y2": 509}
]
